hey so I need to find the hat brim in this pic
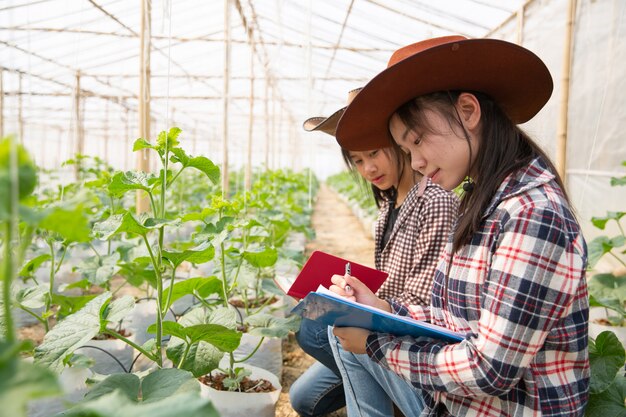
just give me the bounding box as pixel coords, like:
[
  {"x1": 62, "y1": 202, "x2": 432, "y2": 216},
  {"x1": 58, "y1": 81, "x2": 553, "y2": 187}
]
[
  {"x1": 336, "y1": 38, "x2": 553, "y2": 151},
  {"x1": 302, "y1": 107, "x2": 346, "y2": 137}
]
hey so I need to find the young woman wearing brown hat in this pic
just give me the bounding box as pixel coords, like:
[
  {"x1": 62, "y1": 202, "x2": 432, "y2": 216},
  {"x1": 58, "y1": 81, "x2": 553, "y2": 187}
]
[
  {"x1": 327, "y1": 36, "x2": 589, "y2": 417},
  {"x1": 289, "y1": 91, "x2": 458, "y2": 417}
]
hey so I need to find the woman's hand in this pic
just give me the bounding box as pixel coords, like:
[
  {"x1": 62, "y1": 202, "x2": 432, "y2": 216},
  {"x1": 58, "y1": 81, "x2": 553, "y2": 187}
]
[
  {"x1": 333, "y1": 327, "x2": 371, "y2": 354},
  {"x1": 329, "y1": 274, "x2": 391, "y2": 312}
]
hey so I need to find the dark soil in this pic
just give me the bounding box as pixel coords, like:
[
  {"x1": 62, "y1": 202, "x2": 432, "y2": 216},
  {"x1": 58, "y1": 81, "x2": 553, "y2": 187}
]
[{"x1": 199, "y1": 372, "x2": 277, "y2": 393}]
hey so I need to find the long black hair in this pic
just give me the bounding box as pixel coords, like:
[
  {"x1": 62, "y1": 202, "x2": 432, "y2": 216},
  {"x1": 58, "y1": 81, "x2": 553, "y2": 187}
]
[
  {"x1": 340, "y1": 141, "x2": 413, "y2": 208},
  {"x1": 396, "y1": 90, "x2": 570, "y2": 253}
]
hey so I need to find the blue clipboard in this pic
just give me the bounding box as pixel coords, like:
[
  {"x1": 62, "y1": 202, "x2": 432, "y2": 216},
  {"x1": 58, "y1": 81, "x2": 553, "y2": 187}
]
[{"x1": 292, "y1": 291, "x2": 465, "y2": 343}]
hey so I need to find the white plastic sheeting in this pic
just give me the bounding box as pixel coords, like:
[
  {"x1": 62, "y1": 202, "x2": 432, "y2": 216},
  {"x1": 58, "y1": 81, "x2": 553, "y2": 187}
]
[
  {"x1": 491, "y1": 0, "x2": 626, "y2": 263},
  {"x1": 1, "y1": 0, "x2": 625, "y2": 260}
]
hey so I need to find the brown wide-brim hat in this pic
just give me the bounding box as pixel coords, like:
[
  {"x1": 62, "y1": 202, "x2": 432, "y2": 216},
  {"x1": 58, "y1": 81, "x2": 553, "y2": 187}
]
[
  {"x1": 335, "y1": 36, "x2": 553, "y2": 151},
  {"x1": 302, "y1": 88, "x2": 362, "y2": 137}
]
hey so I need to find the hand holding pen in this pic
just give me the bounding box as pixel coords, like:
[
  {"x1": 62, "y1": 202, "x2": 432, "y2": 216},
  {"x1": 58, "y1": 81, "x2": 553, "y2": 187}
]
[
  {"x1": 330, "y1": 266, "x2": 392, "y2": 312},
  {"x1": 344, "y1": 262, "x2": 352, "y2": 294}
]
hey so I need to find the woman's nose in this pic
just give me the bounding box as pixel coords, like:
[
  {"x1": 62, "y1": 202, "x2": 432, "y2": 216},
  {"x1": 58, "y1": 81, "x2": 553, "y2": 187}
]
[
  {"x1": 410, "y1": 152, "x2": 426, "y2": 173},
  {"x1": 364, "y1": 159, "x2": 377, "y2": 173}
]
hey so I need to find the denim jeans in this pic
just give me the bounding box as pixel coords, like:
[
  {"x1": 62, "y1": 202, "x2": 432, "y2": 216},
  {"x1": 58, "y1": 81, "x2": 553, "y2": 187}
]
[
  {"x1": 328, "y1": 326, "x2": 426, "y2": 417},
  {"x1": 289, "y1": 318, "x2": 346, "y2": 416}
]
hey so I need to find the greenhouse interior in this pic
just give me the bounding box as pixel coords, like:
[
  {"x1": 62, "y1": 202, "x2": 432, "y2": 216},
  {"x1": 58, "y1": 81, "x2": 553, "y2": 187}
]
[{"x1": 1, "y1": 0, "x2": 625, "y2": 416}]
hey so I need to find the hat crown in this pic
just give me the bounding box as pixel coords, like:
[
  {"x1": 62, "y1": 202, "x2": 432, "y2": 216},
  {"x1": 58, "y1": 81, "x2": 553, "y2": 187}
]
[{"x1": 387, "y1": 35, "x2": 467, "y2": 67}]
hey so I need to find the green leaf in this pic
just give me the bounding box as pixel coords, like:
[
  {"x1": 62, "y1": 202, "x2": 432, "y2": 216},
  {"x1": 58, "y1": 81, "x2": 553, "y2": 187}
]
[
  {"x1": 592, "y1": 212, "x2": 626, "y2": 230},
  {"x1": 245, "y1": 313, "x2": 301, "y2": 338},
  {"x1": 243, "y1": 246, "x2": 278, "y2": 268},
  {"x1": 180, "y1": 207, "x2": 215, "y2": 223},
  {"x1": 35, "y1": 292, "x2": 111, "y2": 372},
  {"x1": 0, "y1": 347, "x2": 61, "y2": 417},
  {"x1": 39, "y1": 205, "x2": 91, "y2": 243},
  {"x1": 589, "y1": 331, "x2": 626, "y2": 394},
  {"x1": 74, "y1": 253, "x2": 121, "y2": 286},
  {"x1": 103, "y1": 295, "x2": 135, "y2": 324},
  {"x1": 588, "y1": 273, "x2": 626, "y2": 317},
  {"x1": 16, "y1": 284, "x2": 48, "y2": 309},
  {"x1": 133, "y1": 138, "x2": 155, "y2": 152},
  {"x1": 93, "y1": 212, "x2": 148, "y2": 240},
  {"x1": 161, "y1": 277, "x2": 221, "y2": 310},
  {"x1": 183, "y1": 324, "x2": 241, "y2": 351},
  {"x1": 57, "y1": 390, "x2": 218, "y2": 417},
  {"x1": 18, "y1": 254, "x2": 51, "y2": 279},
  {"x1": 611, "y1": 174, "x2": 626, "y2": 187},
  {"x1": 143, "y1": 217, "x2": 180, "y2": 229},
  {"x1": 50, "y1": 293, "x2": 97, "y2": 319},
  {"x1": 588, "y1": 236, "x2": 626, "y2": 268},
  {"x1": 207, "y1": 306, "x2": 238, "y2": 329},
  {"x1": 169, "y1": 147, "x2": 190, "y2": 166},
  {"x1": 0, "y1": 137, "x2": 38, "y2": 213},
  {"x1": 586, "y1": 374, "x2": 626, "y2": 417},
  {"x1": 83, "y1": 373, "x2": 140, "y2": 403},
  {"x1": 156, "y1": 127, "x2": 182, "y2": 154},
  {"x1": 108, "y1": 171, "x2": 157, "y2": 197},
  {"x1": 118, "y1": 261, "x2": 157, "y2": 288},
  {"x1": 148, "y1": 321, "x2": 187, "y2": 340},
  {"x1": 165, "y1": 308, "x2": 225, "y2": 377},
  {"x1": 82, "y1": 368, "x2": 202, "y2": 405},
  {"x1": 187, "y1": 157, "x2": 220, "y2": 184},
  {"x1": 162, "y1": 241, "x2": 215, "y2": 268},
  {"x1": 140, "y1": 368, "x2": 200, "y2": 402}
]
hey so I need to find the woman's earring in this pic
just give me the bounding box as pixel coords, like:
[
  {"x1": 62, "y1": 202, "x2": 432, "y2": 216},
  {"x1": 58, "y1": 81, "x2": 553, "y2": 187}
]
[{"x1": 462, "y1": 178, "x2": 474, "y2": 192}]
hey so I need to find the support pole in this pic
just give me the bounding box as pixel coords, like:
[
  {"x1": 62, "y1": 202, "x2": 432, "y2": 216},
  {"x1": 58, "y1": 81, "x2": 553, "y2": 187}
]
[
  {"x1": 73, "y1": 72, "x2": 84, "y2": 179},
  {"x1": 556, "y1": 0, "x2": 576, "y2": 184},
  {"x1": 264, "y1": 80, "x2": 269, "y2": 169},
  {"x1": 137, "y1": 0, "x2": 152, "y2": 213},
  {"x1": 18, "y1": 73, "x2": 24, "y2": 142},
  {"x1": 124, "y1": 108, "x2": 130, "y2": 169},
  {"x1": 0, "y1": 68, "x2": 4, "y2": 138},
  {"x1": 245, "y1": 41, "x2": 255, "y2": 191},
  {"x1": 516, "y1": 6, "x2": 525, "y2": 45},
  {"x1": 104, "y1": 101, "x2": 109, "y2": 164},
  {"x1": 222, "y1": 0, "x2": 232, "y2": 196}
]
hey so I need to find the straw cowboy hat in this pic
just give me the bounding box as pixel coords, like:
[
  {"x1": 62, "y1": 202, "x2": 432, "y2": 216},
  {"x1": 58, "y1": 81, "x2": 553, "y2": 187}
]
[
  {"x1": 335, "y1": 35, "x2": 553, "y2": 151},
  {"x1": 302, "y1": 88, "x2": 362, "y2": 137}
]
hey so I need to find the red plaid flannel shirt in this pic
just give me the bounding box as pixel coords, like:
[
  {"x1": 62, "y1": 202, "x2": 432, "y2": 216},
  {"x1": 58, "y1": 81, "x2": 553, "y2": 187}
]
[{"x1": 366, "y1": 158, "x2": 589, "y2": 416}]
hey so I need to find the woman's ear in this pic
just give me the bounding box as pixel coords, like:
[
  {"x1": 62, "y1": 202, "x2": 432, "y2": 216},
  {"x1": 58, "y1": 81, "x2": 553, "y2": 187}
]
[{"x1": 456, "y1": 93, "x2": 481, "y2": 132}]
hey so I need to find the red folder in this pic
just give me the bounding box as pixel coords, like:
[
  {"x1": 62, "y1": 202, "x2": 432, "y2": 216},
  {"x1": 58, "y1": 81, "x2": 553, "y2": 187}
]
[{"x1": 274, "y1": 250, "x2": 388, "y2": 300}]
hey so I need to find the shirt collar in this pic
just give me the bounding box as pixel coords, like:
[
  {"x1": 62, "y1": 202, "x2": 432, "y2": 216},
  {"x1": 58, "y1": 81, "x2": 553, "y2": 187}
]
[{"x1": 481, "y1": 157, "x2": 556, "y2": 220}]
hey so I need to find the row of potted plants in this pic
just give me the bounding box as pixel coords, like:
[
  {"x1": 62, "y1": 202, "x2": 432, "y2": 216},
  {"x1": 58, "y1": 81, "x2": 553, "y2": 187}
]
[{"x1": 1, "y1": 130, "x2": 317, "y2": 417}]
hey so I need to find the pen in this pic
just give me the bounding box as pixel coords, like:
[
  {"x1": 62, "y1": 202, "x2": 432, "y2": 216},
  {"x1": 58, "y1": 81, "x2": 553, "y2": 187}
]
[{"x1": 344, "y1": 262, "x2": 352, "y2": 293}]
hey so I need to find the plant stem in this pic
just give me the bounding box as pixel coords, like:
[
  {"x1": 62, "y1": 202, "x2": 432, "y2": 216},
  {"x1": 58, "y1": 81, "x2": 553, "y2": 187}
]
[
  {"x1": 143, "y1": 234, "x2": 163, "y2": 367},
  {"x1": 3, "y1": 222, "x2": 15, "y2": 343},
  {"x1": 54, "y1": 245, "x2": 68, "y2": 275},
  {"x1": 608, "y1": 251, "x2": 626, "y2": 269},
  {"x1": 45, "y1": 240, "x2": 55, "y2": 332},
  {"x1": 18, "y1": 306, "x2": 47, "y2": 326},
  {"x1": 220, "y1": 241, "x2": 229, "y2": 308},
  {"x1": 103, "y1": 328, "x2": 157, "y2": 362},
  {"x1": 88, "y1": 241, "x2": 101, "y2": 259},
  {"x1": 163, "y1": 264, "x2": 177, "y2": 316},
  {"x1": 233, "y1": 336, "x2": 265, "y2": 363},
  {"x1": 177, "y1": 342, "x2": 192, "y2": 369},
  {"x1": 169, "y1": 168, "x2": 185, "y2": 188},
  {"x1": 148, "y1": 192, "x2": 158, "y2": 217}
]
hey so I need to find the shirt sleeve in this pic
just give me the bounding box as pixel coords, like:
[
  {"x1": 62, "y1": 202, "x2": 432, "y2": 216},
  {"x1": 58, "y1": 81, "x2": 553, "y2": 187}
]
[
  {"x1": 392, "y1": 189, "x2": 458, "y2": 306},
  {"x1": 366, "y1": 203, "x2": 587, "y2": 397}
]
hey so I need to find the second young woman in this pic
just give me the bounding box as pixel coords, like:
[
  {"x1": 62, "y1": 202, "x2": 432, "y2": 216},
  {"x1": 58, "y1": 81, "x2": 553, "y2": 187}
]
[{"x1": 289, "y1": 91, "x2": 459, "y2": 417}]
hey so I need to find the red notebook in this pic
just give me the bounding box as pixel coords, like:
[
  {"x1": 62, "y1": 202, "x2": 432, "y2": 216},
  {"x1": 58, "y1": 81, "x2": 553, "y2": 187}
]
[{"x1": 274, "y1": 250, "x2": 388, "y2": 300}]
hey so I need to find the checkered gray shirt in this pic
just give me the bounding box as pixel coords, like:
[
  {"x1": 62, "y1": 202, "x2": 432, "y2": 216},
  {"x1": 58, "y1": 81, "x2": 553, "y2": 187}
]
[{"x1": 375, "y1": 178, "x2": 458, "y2": 306}]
